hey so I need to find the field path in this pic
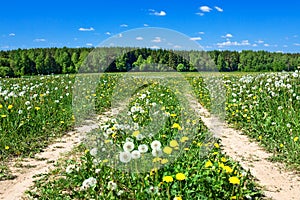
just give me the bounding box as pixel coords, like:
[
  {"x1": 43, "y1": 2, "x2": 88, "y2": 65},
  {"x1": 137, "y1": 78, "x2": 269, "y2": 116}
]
[
  {"x1": 189, "y1": 97, "x2": 300, "y2": 200},
  {"x1": 0, "y1": 121, "x2": 98, "y2": 200}
]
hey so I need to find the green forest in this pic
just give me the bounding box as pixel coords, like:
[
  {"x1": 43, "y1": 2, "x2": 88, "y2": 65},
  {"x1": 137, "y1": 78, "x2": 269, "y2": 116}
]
[{"x1": 0, "y1": 47, "x2": 299, "y2": 77}]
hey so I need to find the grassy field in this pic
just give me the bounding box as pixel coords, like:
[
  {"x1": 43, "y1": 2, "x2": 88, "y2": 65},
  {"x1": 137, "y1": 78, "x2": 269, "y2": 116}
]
[{"x1": 3, "y1": 71, "x2": 298, "y2": 198}]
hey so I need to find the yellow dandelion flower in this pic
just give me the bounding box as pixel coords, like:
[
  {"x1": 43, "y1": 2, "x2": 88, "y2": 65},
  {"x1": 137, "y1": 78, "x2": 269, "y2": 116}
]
[
  {"x1": 258, "y1": 135, "x2": 262, "y2": 140},
  {"x1": 214, "y1": 143, "x2": 220, "y2": 148},
  {"x1": 174, "y1": 197, "x2": 182, "y2": 200},
  {"x1": 161, "y1": 159, "x2": 168, "y2": 164},
  {"x1": 7, "y1": 105, "x2": 13, "y2": 110},
  {"x1": 172, "y1": 123, "x2": 182, "y2": 130},
  {"x1": 150, "y1": 168, "x2": 158, "y2": 176},
  {"x1": 132, "y1": 130, "x2": 140, "y2": 137},
  {"x1": 84, "y1": 149, "x2": 89, "y2": 154},
  {"x1": 163, "y1": 176, "x2": 173, "y2": 183},
  {"x1": 221, "y1": 157, "x2": 227, "y2": 162},
  {"x1": 163, "y1": 146, "x2": 173, "y2": 155},
  {"x1": 170, "y1": 140, "x2": 179, "y2": 148},
  {"x1": 294, "y1": 137, "x2": 299, "y2": 142},
  {"x1": 280, "y1": 143, "x2": 284, "y2": 148},
  {"x1": 5, "y1": 146, "x2": 9, "y2": 150},
  {"x1": 170, "y1": 113, "x2": 177, "y2": 117},
  {"x1": 175, "y1": 173, "x2": 186, "y2": 181},
  {"x1": 205, "y1": 160, "x2": 213, "y2": 168},
  {"x1": 223, "y1": 166, "x2": 233, "y2": 173},
  {"x1": 35, "y1": 107, "x2": 41, "y2": 111},
  {"x1": 153, "y1": 157, "x2": 162, "y2": 163},
  {"x1": 102, "y1": 159, "x2": 108, "y2": 163},
  {"x1": 1, "y1": 115, "x2": 7, "y2": 118},
  {"x1": 229, "y1": 176, "x2": 240, "y2": 185},
  {"x1": 180, "y1": 136, "x2": 189, "y2": 143},
  {"x1": 0, "y1": 104, "x2": 3, "y2": 109},
  {"x1": 60, "y1": 121, "x2": 64, "y2": 124}
]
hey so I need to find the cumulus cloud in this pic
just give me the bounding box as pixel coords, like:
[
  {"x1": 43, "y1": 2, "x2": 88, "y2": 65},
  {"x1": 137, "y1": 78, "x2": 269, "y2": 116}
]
[
  {"x1": 34, "y1": 38, "x2": 46, "y2": 42},
  {"x1": 222, "y1": 33, "x2": 233, "y2": 38},
  {"x1": 78, "y1": 27, "x2": 95, "y2": 31},
  {"x1": 196, "y1": 12, "x2": 205, "y2": 16},
  {"x1": 149, "y1": 9, "x2": 167, "y2": 16},
  {"x1": 120, "y1": 24, "x2": 128, "y2": 27},
  {"x1": 136, "y1": 36, "x2": 144, "y2": 41},
  {"x1": 198, "y1": 32, "x2": 205, "y2": 35},
  {"x1": 105, "y1": 32, "x2": 111, "y2": 35},
  {"x1": 152, "y1": 37, "x2": 162, "y2": 43},
  {"x1": 200, "y1": 6, "x2": 212, "y2": 12},
  {"x1": 190, "y1": 37, "x2": 202, "y2": 41},
  {"x1": 215, "y1": 6, "x2": 223, "y2": 12},
  {"x1": 144, "y1": 24, "x2": 149, "y2": 27},
  {"x1": 294, "y1": 43, "x2": 300, "y2": 46},
  {"x1": 256, "y1": 40, "x2": 264, "y2": 44},
  {"x1": 150, "y1": 45, "x2": 160, "y2": 49},
  {"x1": 86, "y1": 43, "x2": 93, "y2": 46},
  {"x1": 217, "y1": 40, "x2": 250, "y2": 47},
  {"x1": 264, "y1": 44, "x2": 270, "y2": 47},
  {"x1": 9, "y1": 33, "x2": 15, "y2": 37}
]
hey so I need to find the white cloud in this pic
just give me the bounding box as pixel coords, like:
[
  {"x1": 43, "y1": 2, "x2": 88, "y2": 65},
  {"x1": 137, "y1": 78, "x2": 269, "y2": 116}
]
[
  {"x1": 252, "y1": 44, "x2": 258, "y2": 47},
  {"x1": 196, "y1": 12, "x2": 205, "y2": 16},
  {"x1": 150, "y1": 45, "x2": 160, "y2": 49},
  {"x1": 283, "y1": 45, "x2": 288, "y2": 47},
  {"x1": 144, "y1": 24, "x2": 149, "y2": 27},
  {"x1": 222, "y1": 33, "x2": 233, "y2": 38},
  {"x1": 105, "y1": 32, "x2": 111, "y2": 35},
  {"x1": 120, "y1": 24, "x2": 128, "y2": 27},
  {"x1": 152, "y1": 37, "x2": 162, "y2": 43},
  {"x1": 78, "y1": 27, "x2": 95, "y2": 31},
  {"x1": 149, "y1": 9, "x2": 167, "y2": 16},
  {"x1": 256, "y1": 40, "x2": 264, "y2": 44},
  {"x1": 86, "y1": 43, "x2": 93, "y2": 46},
  {"x1": 264, "y1": 44, "x2": 270, "y2": 47},
  {"x1": 190, "y1": 37, "x2": 202, "y2": 41},
  {"x1": 173, "y1": 45, "x2": 181, "y2": 49},
  {"x1": 9, "y1": 33, "x2": 15, "y2": 37},
  {"x1": 136, "y1": 36, "x2": 144, "y2": 41},
  {"x1": 294, "y1": 43, "x2": 300, "y2": 46},
  {"x1": 215, "y1": 6, "x2": 223, "y2": 12},
  {"x1": 217, "y1": 40, "x2": 250, "y2": 47},
  {"x1": 200, "y1": 6, "x2": 212, "y2": 12},
  {"x1": 198, "y1": 32, "x2": 205, "y2": 35},
  {"x1": 34, "y1": 38, "x2": 46, "y2": 42}
]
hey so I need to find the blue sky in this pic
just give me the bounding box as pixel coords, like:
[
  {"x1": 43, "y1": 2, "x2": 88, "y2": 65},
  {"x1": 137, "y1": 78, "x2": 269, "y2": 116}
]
[{"x1": 1, "y1": 0, "x2": 300, "y2": 52}]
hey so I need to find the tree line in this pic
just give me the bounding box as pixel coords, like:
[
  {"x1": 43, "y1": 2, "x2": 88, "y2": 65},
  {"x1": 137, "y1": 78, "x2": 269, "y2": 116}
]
[{"x1": 0, "y1": 47, "x2": 299, "y2": 77}]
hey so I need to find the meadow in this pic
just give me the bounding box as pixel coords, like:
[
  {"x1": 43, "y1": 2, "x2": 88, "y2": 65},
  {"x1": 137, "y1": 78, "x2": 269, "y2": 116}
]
[{"x1": 1, "y1": 71, "x2": 298, "y2": 199}]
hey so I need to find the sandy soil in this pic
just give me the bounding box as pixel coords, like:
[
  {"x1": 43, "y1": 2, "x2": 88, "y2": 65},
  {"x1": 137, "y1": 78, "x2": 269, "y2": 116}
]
[{"x1": 0, "y1": 121, "x2": 98, "y2": 200}]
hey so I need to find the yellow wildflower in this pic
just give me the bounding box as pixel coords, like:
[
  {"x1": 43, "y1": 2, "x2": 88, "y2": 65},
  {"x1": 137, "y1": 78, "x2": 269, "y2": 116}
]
[
  {"x1": 229, "y1": 176, "x2": 240, "y2": 185},
  {"x1": 170, "y1": 140, "x2": 179, "y2": 148},
  {"x1": 175, "y1": 173, "x2": 186, "y2": 181},
  {"x1": 163, "y1": 176, "x2": 173, "y2": 183},
  {"x1": 172, "y1": 123, "x2": 182, "y2": 130},
  {"x1": 7, "y1": 105, "x2": 13, "y2": 110},
  {"x1": 180, "y1": 136, "x2": 189, "y2": 143},
  {"x1": 205, "y1": 160, "x2": 213, "y2": 168},
  {"x1": 163, "y1": 146, "x2": 173, "y2": 155},
  {"x1": 294, "y1": 137, "x2": 299, "y2": 142},
  {"x1": 5, "y1": 146, "x2": 9, "y2": 150}
]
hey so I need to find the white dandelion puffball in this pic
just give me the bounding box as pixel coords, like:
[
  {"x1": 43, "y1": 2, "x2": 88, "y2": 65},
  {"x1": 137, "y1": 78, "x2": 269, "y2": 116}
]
[
  {"x1": 151, "y1": 140, "x2": 161, "y2": 150},
  {"x1": 131, "y1": 150, "x2": 141, "y2": 159},
  {"x1": 152, "y1": 149, "x2": 163, "y2": 157},
  {"x1": 123, "y1": 141, "x2": 135, "y2": 152},
  {"x1": 138, "y1": 144, "x2": 148, "y2": 153},
  {"x1": 90, "y1": 148, "x2": 98, "y2": 157},
  {"x1": 119, "y1": 151, "x2": 132, "y2": 163},
  {"x1": 81, "y1": 177, "x2": 97, "y2": 190},
  {"x1": 108, "y1": 181, "x2": 117, "y2": 190}
]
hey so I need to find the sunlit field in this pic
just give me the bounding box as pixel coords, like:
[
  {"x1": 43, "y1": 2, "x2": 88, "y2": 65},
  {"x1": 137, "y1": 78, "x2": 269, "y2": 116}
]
[{"x1": 2, "y1": 71, "x2": 299, "y2": 199}]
